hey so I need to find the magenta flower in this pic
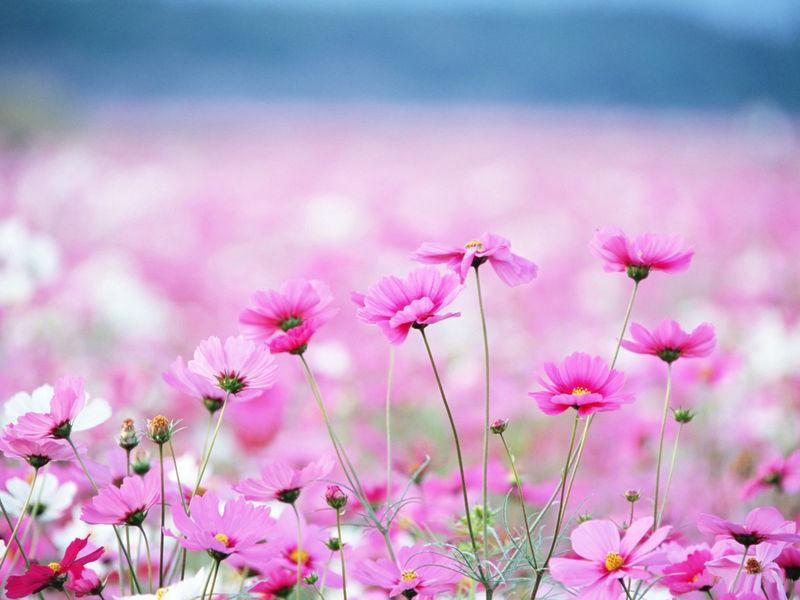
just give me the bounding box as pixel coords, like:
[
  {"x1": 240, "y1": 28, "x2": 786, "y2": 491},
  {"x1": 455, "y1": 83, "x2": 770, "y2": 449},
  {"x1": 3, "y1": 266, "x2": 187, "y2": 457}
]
[
  {"x1": 188, "y1": 335, "x2": 278, "y2": 397},
  {"x1": 80, "y1": 471, "x2": 160, "y2": 526},
  {"x1": 529, "y1": 352, "x2": 634, "y2": 417},
  {"x1": 698, "y1": 507, "x2": 800, "y2": 548},
  {"x1": 355, "y1": 266, "x2": 462, "y2": 344},
  {"x1": 776, "y1": 546, "x2": 800, "y2": 581},
  {"x1": 239, "y1": 279, "x2": 338, "y2": 354},
  {"x1": 249, "y1": 565, "x2": 298, "y2": 599},
  {"x1": 411, "y1": 232, "x2": 538, "y2": 286},
  {"x1": 166, "y1": 493, "x2": 276, "y2": 564},
  {"x1": 707, "y1": 542, "x2": 786, "y2": 598},
  {"x1": 352, "y1": 544, "x2": 461, "y2": 600},
  {"x1": 12, "y1": 376, "x2": 86, "y2": 439},
  {"x1": 549, "y1": 517, "x2": 670, "y2": 600},
  {"x1": 0, "y1": 428, "x2": 73, "y2": 468},
  {"x1": 234, "y1": 455, "x2": 334, "y2": 504},
  {"x1": 621, "y1": 319, "x2": 716, "y2": 363},
  {"x1": 661, "y1": 546, "x2": 717, "y2": 595},
  {"x1": 742, "y1": 451, "x2": 800, "y2": 500},
  {"x1": 589, "y1": 227, "x2": 694, "y2": 281},
  {"x1": 5, "y1": 536, "x2": 104, "y2": 599}
]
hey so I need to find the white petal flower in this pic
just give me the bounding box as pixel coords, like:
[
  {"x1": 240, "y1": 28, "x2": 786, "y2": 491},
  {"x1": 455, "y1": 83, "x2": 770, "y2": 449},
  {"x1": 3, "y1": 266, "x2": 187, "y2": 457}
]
[{"x1": 0, "y1": 472, "x2": 77, "y2": 522}]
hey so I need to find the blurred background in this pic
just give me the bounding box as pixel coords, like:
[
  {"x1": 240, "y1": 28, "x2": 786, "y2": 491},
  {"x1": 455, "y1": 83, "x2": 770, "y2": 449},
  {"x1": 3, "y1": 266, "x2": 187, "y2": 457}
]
[{"x1": 1, "y1": 0, "x2": 800, "y2": 525}]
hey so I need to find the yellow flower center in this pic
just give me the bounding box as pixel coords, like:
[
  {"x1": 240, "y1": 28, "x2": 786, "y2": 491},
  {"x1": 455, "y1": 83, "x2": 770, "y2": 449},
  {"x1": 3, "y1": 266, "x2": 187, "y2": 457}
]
[
  {"x1": 48, "y1": 562, "x2": 61, "y2": 574},
  {"x1": 572, "y1": 386, "x2": 590, "y2": 395},
  {"x1": 156, "y1": 588, "x2": 168, "y2": 599},
  {"x1": 464, "y1": 240, "x2": 483, "y2": 250},
  {"x1": 290, "y1": 549, "x2": 310, "y2": 565},
  {"x1": 691, "y1": 574, "x2": 698, "y2": 583},
  {"x1": 400, "y1": 569, "x2": 419, "y2": 581},
  {"x1": 605, "y1": 552, "x2": 624, "y2": 572},
  {"x1": 746, "y1": 558, "x2": 762, "y2": 574},
  {"x1": 214, "y1": 533, "x2": 230, "y2": 547}
]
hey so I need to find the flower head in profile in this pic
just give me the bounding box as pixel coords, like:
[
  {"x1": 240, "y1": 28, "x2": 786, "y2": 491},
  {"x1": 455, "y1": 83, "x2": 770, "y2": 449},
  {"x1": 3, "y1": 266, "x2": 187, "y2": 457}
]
[
  {"x1": 0, "y1": 428, "x2": 73, "y2": 468},
  {"x1": 411, "y1": 233, "x2": 538, "y2": 286},
  {"x1": 235, "y1": 455, "x2": 334, "y2": 504},
  {"x1": 529, "y1": 352, "x2": 634, "y2": 417},
  {"x1": 165, "y1": 494, "x2": 276, "y2": 565},
  {"x1": 355, "y1": 266, "x2": 462, "y2": 344},
  {"x1": 352, "y1": 544, "x2": 461, "y2": 599},
  {"x1": 549, "y1": 517, "x2": 670, "y2": 600},
  {"x1": 622, "y1": 319, "x2": 716, "y2": 363},
  {"x1": 589, "y1": 227, "x2": 694, "y2": 281},
  {"x1": 163, "y1": 355, "x2": 227, "y2": 413},
  {"x1": 188, "y1": 335, "x2": 278, "y2": 397},
  {"x1": 5, "y1": 536, "x2": 104, "y2": 598},
  {"x1": 698, "y1": 506, "x2": 800, "y2": 548},
  {"x1": 742, "y1": 451, "x2": 800, "y2": 500},
  {"x1": 80, "y1": 471, "x2": 161, "y2": 526},
  {"x1": 239, "y1": 279, "x2": 338, "y2": 355}
]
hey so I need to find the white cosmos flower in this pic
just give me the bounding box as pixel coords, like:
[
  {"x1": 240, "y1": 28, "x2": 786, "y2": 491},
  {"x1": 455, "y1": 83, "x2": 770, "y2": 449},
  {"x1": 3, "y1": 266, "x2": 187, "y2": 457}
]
[
  {"x1": 3, "y1": 383, "x2": 111, "y2": 430},
  {"x1": 118, "y1": 567, "x2": 208, "y2": 600},
  {"x1": 0, "y1": 472, "x2": 77, "y2": 522}
]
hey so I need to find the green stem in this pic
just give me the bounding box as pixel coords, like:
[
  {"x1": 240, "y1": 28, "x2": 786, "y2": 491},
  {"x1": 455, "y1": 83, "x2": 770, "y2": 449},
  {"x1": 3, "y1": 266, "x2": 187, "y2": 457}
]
[
  {"x1": 657, "y1": 422, "x2": 683, "y2": 526},
  {"x1": 208, "y1": 559, "x2": 221, "y2": 600},
  {"x1": 499, "y1": 433, "x2": 537, "y2": 569},
  {"x1": 0, "y1": 468, "x2": 37, "y2": 572},
  {"x1": 158, "y1": 444, "x2": 166, "y2": 588},
  {"x1": 653, "y1": 363, "x2": 673, "y2": 531},
  {"x1": 193, "y1": 391, "x2": 231, "y2": 496},
  {"x1": 139, "y1": 525, "x2": 153, "y2": 593},
  {"x1": 63, "y1": 588, "x2": 74, "y2": 600},
  {"x1": 335, "y1": 510, "x2": 348, "y2": 600},
  {"x1": 168, "y1": 439, "x2": 189, "y2": 515},
  {"x1": 418, "y1": 327, "x2": 488, "y2": 587},
  {"x1": 629, "y1": 500, "x2": 635, "y2": 526},
  {"x1": 611, "y1": 281, "x2": 639, "y2": 370},
  {"x1": 0, "y1": 495, "x2": 29, "y2": 568},
  {"x1": 201, "y1": 561, "x2": 216, "y2": 600},
  {"x1": 731, "y1": 549, "x2": 749, "y2": 592},
  {"x1": 620, "y1": 579, "x2": 633, "y2": 600},
  {"x1": 474, "y1": 266, "x2": 491, "y2": 567},
  {"x1": 125, "y1": 449, "x2": 133, "y2": 594},
  {"x1": 385, "y1": 346, "x2": 395, "y2": 525},
  {"x1": 291, "y1": 503, "x2": 303, "y2": 597}
]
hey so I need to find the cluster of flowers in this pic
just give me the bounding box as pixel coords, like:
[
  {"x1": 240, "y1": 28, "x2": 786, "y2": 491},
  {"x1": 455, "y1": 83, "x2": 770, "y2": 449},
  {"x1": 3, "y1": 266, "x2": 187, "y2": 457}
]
[{"x1": 0, "y1": 226, "x2": 796, "y2": 600}]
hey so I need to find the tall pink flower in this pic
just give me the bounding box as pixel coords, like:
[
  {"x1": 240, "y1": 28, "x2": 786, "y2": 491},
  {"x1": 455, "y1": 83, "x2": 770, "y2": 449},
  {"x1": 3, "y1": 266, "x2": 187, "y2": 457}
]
[
  {"x1": 411, "y1": 232, "x2": 538, "y2": 286},
  {"x1": 549, "y1": 517, "x2": 670, "y2": 600},
  {"x1": 188, "y1": 335, "x2": 278, "y2": 398},
  {"x1": 239, "y1": 279, "x2": 338, "y2": 355},
  {"x1": 589, "y1": 227, "x2": 694, "y2": 281},
  {"x1": 352, "y1": 544, "x2": 461, "y2": 599},
  {"x1": 355, "y1": 266, "x2": 462, "y2": 344},
  {"x1": 234, "y1": 455, "x2": 334, "y2": 504},
  {"x1": 529, "y1": 352, "x2": 634, "y2": 417},
  {"x1": 165, "y1": 493, "x2": 276, "y2": 565},
  {"x1": 0, "y1": 428, "x2": 73, "y2": 468},
  {"x1": 12, "y1": 376, "x2": 86, "y2": 439},
  {"x1": 163, "y1": 355, "x2": 227, "y2": 412},
  {"x1": 621, "y1": 319, "x2": 716, "y2": 363},
  {"x1": 698, "y1": 507, "x2": 800, "y2": 548},
  {"x1": 81, "y1": 471, "x2": 160, "y2": 526}
]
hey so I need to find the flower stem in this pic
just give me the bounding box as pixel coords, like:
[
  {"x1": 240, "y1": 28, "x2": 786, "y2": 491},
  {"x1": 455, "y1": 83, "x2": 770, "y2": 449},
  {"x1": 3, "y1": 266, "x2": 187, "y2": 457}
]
[
  {"x1": 335, "y1": 510, "x2": 348, "y2": 600},
  {"x1": 653, "y1": 363, "x2": 673, "y2": 531},
  {"x1": 139, "y1": 525, "x2": 153, "y2": 593},
  {"x1": 0, "y1": 495, "x2": 29, "y2": 568},
  {"x1": 0, "y1": 468, "x2": 37, "y2": 572},
  {"x1": 64, "y1": 588, "x2": 74, "y2": 600},
  {"x1": 657, "y1": 422, "x2": 684, "y2": 526},
  {"x1": 201, "y1": 561, "x2": 216, "y2": 600},
  {"x1": 474, "y1": 266, "x2": 491, "y2": 567},
  {"x1": 418, "y1": 327, "x2": 488, "y2": 587},
  {"x1": 499, "y1": 433, "x2": 537, "y2": 569},
  {"x1": 611, "y1": 281, "x2": 639, "y2": 370},
  {"x1": 731, "y1": 549, "x2": 749, "y2": 592},
  {"x1": 125, "y1": 449, "x2": 133, "y2": 594},
  {"x1": 193, "y1": 391, "x2": 231, "y2": 496},
  {"x1": 385, "y1": 346, "x2": 395, "y2": 526},
  {"x1": 168, "y1": 439, "x2": 189, "y2": 516},
  {"x1": 629, "y1": 499, "x2": 635, "y2": 526},
  {"x1": 291, "y1": 503, "x2": 303, "y2": 596},
  {"x1": 158, "y1": 443, "x2": 166, "y2": 589},
  {"x1": 208, "y1": 559, "x2": 221, "y2": 600}
]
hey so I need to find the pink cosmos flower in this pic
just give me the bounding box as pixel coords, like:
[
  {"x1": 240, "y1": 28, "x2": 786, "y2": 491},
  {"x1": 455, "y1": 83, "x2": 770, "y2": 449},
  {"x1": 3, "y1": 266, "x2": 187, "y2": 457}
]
[
  {"x1": 239, "y1": 279, "x2": 338, "y2": 354},
  {"x1": 411, "y1": 232, "x2": 538, "y2": 285},
  {"x1": 12, "y1": 376, "x2": 86, "y2": 439},
  {"x1": 621, "y1": 319, "x2": 716, "y2": 363},
  {"x1": 81, "y1": 471, "x2": 161, "y2": 526},
  {"x1": 5, "y1": 536, "x2": 104, "y2": 598},
  {"x1": 741, "y1": 451, "x2": 800, "y2": 500},
  {"x1": 188, "y1": 335, "x2": 278, "y2": 398},
  {"x1": 697, "y1": 507, "x2": 800, "y2": 548},
  {"x1": 268, "y1": 517, "x2": 338, "y2": 584},
  {"x1": 355, "y1": 266, "x2": 462, "y2": 344},
  {"x1": 707, "y1": 542, "x2": 786, "y2": 599},
  {"x1": 234, "y1": 455, "x2": 334, "y2": 504},
  {"x1": 549, "y1": 517, "x2": 670, "y2": 600},
  {"x1": 661, "y1": 545, "x2": 717, "y2": 595},
  {"x1": 166, "y1": 493, "x2": 276, "y2": 565},
  {"x1": 163, "y1": 355, "x2": 227, "y2": 411},
  {"x1": 65, "y1": 568, "x2": 104, "y2": 597},
  {"x1": 249, "y1": 565, "x2": 298, "y2": 599},
  {"x1": 776, "y1": 546, "x2": 800, "y2": 581},
  {"x1": 352, "y1": 544, "x2": 461, "y2": 599},
  {"x1": 588, "y1": 227, "x2": 694, "y2": 281},
  {"x1": 0, "y1": 428, "x2": 74, "y2": 468},
  {"x1": 529, "y1": 352, "x2": 634, "y2": 417}
]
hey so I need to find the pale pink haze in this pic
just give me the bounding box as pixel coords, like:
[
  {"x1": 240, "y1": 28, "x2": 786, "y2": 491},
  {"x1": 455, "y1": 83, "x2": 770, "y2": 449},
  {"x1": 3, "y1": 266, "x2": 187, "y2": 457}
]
[
  {"x1": 352, "y1": 544, "x2": 461, "y2": 599},
  {"x1": 621, "y1": 319, "x2": 716, "y2": 362},
  {"x1": 697, "y1": 506, "x2": 800, "y2": 547},
  {"x1": 188, "y1": 335, "x2": 278, "y2": 398},
  {"x1": 411, "y1": 232, "x2": 538, "y2": 286},
  {"x1": 234, "y1": 455, "x2": 334, "y2": 502},
  {"x1": 355, "y1": 266, "x2": 462, "y2": 344},
  {"x1": 165, "y1": 493, "x2": 276, "y2": 564},
  {"x1": 239, "y1": 279, "x2": 337, "y2": 353},
  {"x1": 0, "y1": 428, "x2": 73, "y2": 465},
  {"x1": 742, "y1": 451, "x2": 800, "y2": 500},
  {"x1": 549, "y1": 517, "x2": 671, "y2": 600},
  {"x1": 80, "y1": 471, "x2": 161, "y2": 526},
  {"x1": 529, "y1": 351, "x2": 634, "y2": 417},
  {"x1": 12, "y1": 376, "x2": 85, "y2": 439},
  {"x1": 589, "y1": 226, "x2": 694, "y2": 274}
]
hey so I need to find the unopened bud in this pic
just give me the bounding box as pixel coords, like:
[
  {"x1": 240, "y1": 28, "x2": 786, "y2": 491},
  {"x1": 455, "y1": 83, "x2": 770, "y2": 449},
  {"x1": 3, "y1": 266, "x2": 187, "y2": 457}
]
[
  {"x1": 672, "y1": 407, "x2": 695, "y2": 424},
  {"x1": 326, "y1": 537, "x2": 342, "y2": 551},
  {"x1": 118, "y1": 418, "x2": 139, "y2": 451},
  {"x1": 303, "y1": 573, "x2": 319, "y2": 585},
  {"x1": 325, "y1": 485, "x2": 348, "y2": 510},
  {"x1": 490, "y1": 418, "x2": 509, "y2": 434},
  {"x1": 131, "y1": 449, "x2": 151, "y2": 476},
  {"x1": 624, "y1": 489, "x2": 641, "y2": 503}
]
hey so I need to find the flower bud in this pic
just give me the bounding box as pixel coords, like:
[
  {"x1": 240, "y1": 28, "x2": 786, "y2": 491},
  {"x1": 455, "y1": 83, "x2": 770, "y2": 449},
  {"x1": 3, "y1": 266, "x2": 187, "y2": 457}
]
[
  {"x1": 490, "y1": 418, "x2": 509, "y2": 434},
  {"x1": 326, "y1": 537, "x2": 342, "y2": 551},
  {"x1": 146, "y1": 415, "x2": 173, "y2": 445},
  {"x1": 131, "y1": 449, "x2": 151, "y2": 476},
  {"x1": 577, "y1": 513, "x2": 593, "y2": 523},
  {"x1": 672, "y1": 407, "x2": 695, "y2": 424},
  {"x1": 303, "y1": 573, "x2": 319, "y2": 585},
  {"x1": 325, "y1": 485, "x2": 348, "y2": 510},
  {"x1": 624, "y1": 489, "x2": 641, "y2": 502},
  {"x1": 202, "y1": 396, "x2": 225, "y2": 414},
  {"x1": 117, "y1": 418, "x2": 139, "y2": 451}
]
